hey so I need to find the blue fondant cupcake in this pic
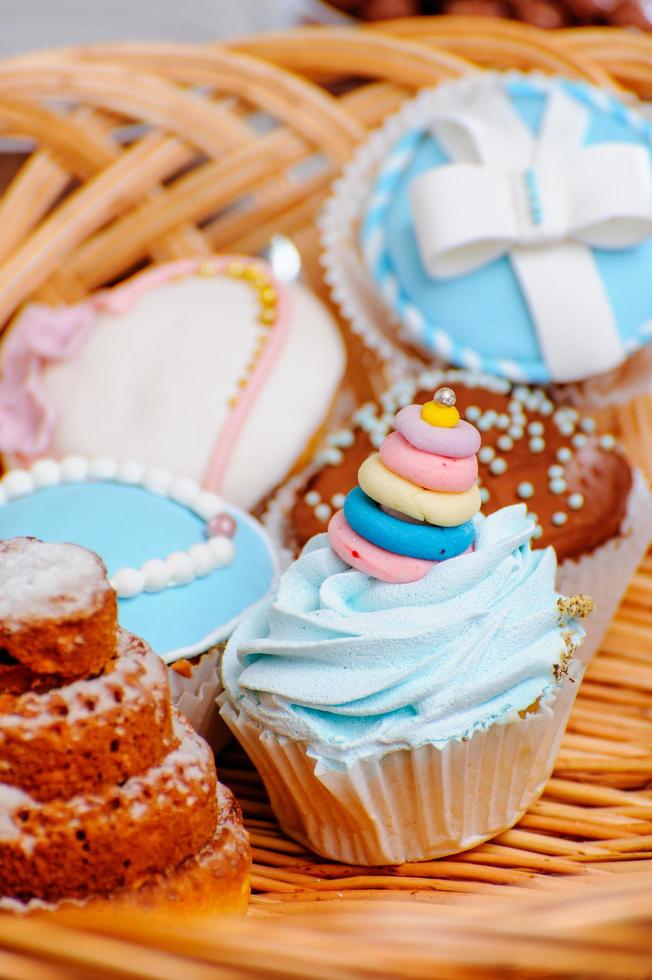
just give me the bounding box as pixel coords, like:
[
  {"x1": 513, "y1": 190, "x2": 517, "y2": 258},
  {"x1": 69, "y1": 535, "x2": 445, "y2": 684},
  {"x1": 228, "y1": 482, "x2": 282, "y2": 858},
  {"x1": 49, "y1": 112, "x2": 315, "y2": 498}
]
[{"x1": 322, "y1": 71, "x2": 652, "y2": 406}]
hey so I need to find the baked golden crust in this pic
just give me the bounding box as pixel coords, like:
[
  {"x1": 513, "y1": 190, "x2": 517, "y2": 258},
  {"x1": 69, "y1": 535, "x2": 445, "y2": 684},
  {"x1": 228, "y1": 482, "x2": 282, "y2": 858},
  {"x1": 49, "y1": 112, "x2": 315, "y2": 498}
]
[
  {"x1": 0, "y1": 539, "x2": 117, "y2": 679},
  {"x1": 80, "y1": 783, "x2": 250, "y2": 920},
  {"x1": 3, "y1": 783, "x2": 250, "y2": 921},
  {"x1": 0, "y1": 631, "x2": 173, "y2": 802},
  {"x1": 0, "y1": 713, "x2": 217, "y2": 904},
  {"x1": 0, "y1": 538, "x2": 251, "y2": 913}
]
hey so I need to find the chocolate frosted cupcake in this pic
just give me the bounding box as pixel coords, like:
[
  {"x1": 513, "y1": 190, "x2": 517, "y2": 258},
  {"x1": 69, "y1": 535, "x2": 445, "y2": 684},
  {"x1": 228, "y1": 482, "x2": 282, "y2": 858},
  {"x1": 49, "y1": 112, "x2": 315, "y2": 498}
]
[
  {"x1": 222, "y1": 385, "x2": 592, "y2": 864},
  {"x1": 267, "y1": 370, "x2": 652, "y2": 661}
]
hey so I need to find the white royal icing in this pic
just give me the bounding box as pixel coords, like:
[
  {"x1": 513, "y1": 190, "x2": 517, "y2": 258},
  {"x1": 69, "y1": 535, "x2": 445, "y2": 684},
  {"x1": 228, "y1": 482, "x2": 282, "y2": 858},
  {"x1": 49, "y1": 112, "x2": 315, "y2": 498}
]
[{"x1": 0, "y1": 458, "x2": 235, "y2": 599}]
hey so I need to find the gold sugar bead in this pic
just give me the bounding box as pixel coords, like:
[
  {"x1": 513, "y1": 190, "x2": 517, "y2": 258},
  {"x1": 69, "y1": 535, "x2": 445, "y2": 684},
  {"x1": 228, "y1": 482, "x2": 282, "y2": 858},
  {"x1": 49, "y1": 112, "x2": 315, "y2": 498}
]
[
  {"x1": 557, "y1": 595, "x2": 594, "y2": 621},
  {"x1": 260, "y1": 286, "x2": 277, "y2": 306},
  {"x1": 227, "y1": 261, "x2": 245, "y2": 277}
]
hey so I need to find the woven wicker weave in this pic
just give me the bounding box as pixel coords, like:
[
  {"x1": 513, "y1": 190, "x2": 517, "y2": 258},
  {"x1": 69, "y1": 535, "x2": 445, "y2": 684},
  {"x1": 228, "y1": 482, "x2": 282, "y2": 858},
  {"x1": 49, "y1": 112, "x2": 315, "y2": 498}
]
[{"x1": 0, "y1": 19, "x2": 652, "y2": 977}]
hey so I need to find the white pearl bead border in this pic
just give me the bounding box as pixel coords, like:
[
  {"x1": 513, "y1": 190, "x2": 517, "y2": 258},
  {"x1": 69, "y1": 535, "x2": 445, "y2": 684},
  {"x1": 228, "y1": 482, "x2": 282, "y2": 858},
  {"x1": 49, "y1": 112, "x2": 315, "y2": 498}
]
[{"x1": 0, "y1": 457, "x2": 235, "y2": 599}]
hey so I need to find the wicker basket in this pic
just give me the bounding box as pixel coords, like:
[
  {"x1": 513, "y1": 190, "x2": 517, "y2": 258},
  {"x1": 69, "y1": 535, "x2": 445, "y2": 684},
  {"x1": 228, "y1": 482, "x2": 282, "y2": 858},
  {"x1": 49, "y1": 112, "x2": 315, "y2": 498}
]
[{"x1": 0, "y1": 18, "x2": 652, "y2": 978}]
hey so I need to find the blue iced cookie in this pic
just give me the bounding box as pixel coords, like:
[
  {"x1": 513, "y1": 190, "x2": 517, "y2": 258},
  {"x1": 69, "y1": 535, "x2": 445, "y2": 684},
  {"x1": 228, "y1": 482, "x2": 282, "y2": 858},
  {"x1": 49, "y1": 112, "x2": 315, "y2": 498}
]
[{"x1": 0, "y1": 459, "x2": 277, "y2": 663}]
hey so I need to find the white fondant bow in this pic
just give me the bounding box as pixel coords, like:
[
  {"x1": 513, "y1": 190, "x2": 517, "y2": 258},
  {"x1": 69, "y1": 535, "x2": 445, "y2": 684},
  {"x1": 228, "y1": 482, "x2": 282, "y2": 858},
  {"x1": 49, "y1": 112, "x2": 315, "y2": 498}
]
[{"x1": 409, "y1": 87, "x2": 652, "y2": 381}]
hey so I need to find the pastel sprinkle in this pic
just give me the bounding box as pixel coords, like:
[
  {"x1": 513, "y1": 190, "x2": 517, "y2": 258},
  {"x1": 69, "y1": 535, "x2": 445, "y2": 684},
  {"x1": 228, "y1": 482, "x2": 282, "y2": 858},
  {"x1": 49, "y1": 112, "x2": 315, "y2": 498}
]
[
  {"x1": 568, "y1": 493, "x2": 585, "y2": 510},
  {"x1": 526, "y1": 392, "x2": 542, "y2": 411},
  {"x1": 539, "y1": 400, "x2": 554, "y2": 416},
  {"x1": 465, "y1": 405, "x2": 481, "y2": 421},
  {"x1": 496, "y1": 414, "x2": 510, "y2": 430},
  {"x1": 329, "y1": 429, "x2": 355, "y2": 448},
  {"x1": 322, "y1": 447, "x2": 343, "y2": 464},
  {"x1": 558, "y1": 421, "x2": 575, "y2": 437},
  {"x1": 528, "y1": 421, "x2": 544, "y2": 436},
  {"x1": 557, "y1": 448, "x2": 572, "y2": 463},
  {"x1": 489, "y1": 457, "x2": 507, "y2": 475},
  {"x1": 552, "y1": 511, "x2": 568, "y2": 526},
  {"x1": 479, "y1": 447, "x2": 495, "y2": 464},
  {"x1": 508, "y1": 426, "x2": 524, "y2": 440},
  {"x1": 548, "y1": 465, "x2": 564, "y2": 479},
  {"x1": 497, "y1": 435, "x2": 513, "y2": 452},
  {"x1": 572, "y1": 433, "x2": 587, "y2": 448},
  {"x1": 529, "y1": 437, "x2": 545, "y2": 453},
  {"x1": 600, "y1": 434, "x2": 616, "y2": 450},
  {"x1": 480, "y1": 487, "x2": 490, "y2": 503},
  {"x1": 517, "y1": 482, "x2": 534, "y2": 500},
  {"x1": 549, "y1": 478, "x2": 567, "y2": 495},
  {"x1": 331, "y1": 493, "x2": 346, "y2": 509},
  {"x1": 533, "y1": 524, "x2": 544, "y2": 539},
  {"x1": 305, "y1": 490, "x2": 321, "y2": 506},
  {"x1": 581, "y1": 418, "x2": 596, "y2": 433},
  {"x1": 314, "y1": 503, "x2": 332, "y2": 522}
]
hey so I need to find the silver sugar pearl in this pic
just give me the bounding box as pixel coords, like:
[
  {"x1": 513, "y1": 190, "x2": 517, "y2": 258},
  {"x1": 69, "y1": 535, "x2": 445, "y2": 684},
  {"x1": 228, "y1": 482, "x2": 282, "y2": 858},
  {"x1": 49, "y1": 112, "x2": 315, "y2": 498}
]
[{"x1": 434, "y1": 386, "x2": 456, "y2": 407}]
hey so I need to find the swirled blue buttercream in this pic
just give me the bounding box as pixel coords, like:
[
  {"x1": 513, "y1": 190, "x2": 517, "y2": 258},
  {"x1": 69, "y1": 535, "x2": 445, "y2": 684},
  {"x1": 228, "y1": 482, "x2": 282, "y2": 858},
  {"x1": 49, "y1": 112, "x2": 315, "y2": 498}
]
[{"x1": 221, "y1": 505, "x2": 583, "y2": 769}]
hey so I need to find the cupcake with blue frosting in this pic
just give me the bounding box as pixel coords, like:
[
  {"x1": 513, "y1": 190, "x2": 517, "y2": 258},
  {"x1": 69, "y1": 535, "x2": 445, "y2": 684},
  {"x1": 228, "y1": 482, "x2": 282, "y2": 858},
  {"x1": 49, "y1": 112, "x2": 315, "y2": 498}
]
[
  {"x1": 322, "y1": 71, "x2": 652, "y2": 409},
  {"x1": 221, "y1": 387, "x2": 592, "y2": 864}
]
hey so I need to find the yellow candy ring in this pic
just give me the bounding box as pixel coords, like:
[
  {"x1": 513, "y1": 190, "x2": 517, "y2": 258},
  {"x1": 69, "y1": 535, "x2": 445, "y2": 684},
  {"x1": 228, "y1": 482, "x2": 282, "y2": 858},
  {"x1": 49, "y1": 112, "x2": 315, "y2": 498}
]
[
  {"x1": 358, "y1": 454, "x2": 481, "y2": 527},
  {"x1": 420, "y1": 386, "x2": 460, "y2": 428}
]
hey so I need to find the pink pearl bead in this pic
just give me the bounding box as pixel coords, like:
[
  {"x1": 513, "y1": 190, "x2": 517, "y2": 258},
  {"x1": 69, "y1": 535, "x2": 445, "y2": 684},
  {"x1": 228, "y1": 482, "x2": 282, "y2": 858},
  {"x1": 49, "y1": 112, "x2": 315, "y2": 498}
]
[{"x1": 205, "y1": 513, "x2": 237, "y2": 540}]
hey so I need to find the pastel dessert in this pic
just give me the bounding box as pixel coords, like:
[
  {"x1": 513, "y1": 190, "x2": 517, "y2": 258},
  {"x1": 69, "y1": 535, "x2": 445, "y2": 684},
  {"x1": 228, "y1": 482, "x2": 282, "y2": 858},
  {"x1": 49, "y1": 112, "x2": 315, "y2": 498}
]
[
  {"x1": 221, "y1": 388, "x2": 592, "y2": 864},
  {"x1": 0, "y1": 255, "x2": 346, "y2": 510},
  {"x1": 329, "y1": 387, "x2": 480, "y2": 582},
  {"x1": 0, "y1": 457, "x2": 277, "y2": 743},
  {"x1": 0, "y1": 538, "x2": 249, "y2": 915},
  {"x1": 322, "y1": 72, "x2": 652, "y2": 404},
  {"x1": 272, "y1": 370, "x2": 651, "y2": 662}
]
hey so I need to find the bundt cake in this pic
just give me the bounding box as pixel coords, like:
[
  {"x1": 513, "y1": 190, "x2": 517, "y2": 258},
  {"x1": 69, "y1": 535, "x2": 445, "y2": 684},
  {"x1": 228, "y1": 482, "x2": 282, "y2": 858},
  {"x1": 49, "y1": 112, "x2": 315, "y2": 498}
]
[{"x1": 0, "y1": 537, "x2": 250, "y2": 916}]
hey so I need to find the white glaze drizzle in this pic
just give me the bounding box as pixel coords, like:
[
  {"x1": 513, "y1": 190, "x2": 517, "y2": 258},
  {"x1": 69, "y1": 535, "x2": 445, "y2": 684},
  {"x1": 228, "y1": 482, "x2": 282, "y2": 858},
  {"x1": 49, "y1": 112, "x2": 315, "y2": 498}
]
[{"x1": 0, "y1": 457, "x2": 236, "y2": 599}]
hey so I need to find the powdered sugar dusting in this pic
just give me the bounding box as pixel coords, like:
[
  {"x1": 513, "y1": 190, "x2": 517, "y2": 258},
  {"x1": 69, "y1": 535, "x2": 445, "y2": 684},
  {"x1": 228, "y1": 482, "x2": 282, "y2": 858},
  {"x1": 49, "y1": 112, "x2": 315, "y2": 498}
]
[
  {"x1": 0, "y1": 539, "x2": 108, "y2": 621},
  {"x1": 0, "y1": 785, "x2": 34, "y2": 843},
  {"x1": 0, "y1": 630, "x2": 165, "y2": 732}
]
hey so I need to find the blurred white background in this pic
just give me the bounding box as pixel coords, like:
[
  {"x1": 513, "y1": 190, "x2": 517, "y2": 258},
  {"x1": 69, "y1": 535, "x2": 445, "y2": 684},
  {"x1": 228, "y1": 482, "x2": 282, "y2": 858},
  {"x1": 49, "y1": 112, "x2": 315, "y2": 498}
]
[{"x1": 0, "y1": 0, "x2": 347, "y2": 56}]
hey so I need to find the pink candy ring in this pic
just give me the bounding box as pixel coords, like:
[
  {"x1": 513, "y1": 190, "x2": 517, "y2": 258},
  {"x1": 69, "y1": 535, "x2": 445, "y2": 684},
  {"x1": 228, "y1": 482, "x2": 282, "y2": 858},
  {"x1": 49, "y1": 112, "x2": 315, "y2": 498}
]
[
  {"x1": 328, "y1": 510, "x2": 433, "y2": 584},
  {"x1": 394, "y1": 405, "x2": 481, "y2": 458},
  {"x1": 380, "y1": 431, "x2": 478, "y2": 492}
]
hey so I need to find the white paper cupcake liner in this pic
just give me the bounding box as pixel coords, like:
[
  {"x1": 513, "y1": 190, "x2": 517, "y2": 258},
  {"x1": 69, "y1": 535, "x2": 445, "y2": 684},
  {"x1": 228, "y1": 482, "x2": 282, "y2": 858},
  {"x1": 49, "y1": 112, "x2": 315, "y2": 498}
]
[
  {"x1": 168, "y1": 648, "x2": 231, "y2": 754},
  {"x1": 556, "y1": 468, "x2": 652, "y2": 665},
  {"x1": 220, "y1": 660, "x2": 583, "y2": 866},
  {"x1": 320, "y1": 72, "x2": 652, "y2": 406}
]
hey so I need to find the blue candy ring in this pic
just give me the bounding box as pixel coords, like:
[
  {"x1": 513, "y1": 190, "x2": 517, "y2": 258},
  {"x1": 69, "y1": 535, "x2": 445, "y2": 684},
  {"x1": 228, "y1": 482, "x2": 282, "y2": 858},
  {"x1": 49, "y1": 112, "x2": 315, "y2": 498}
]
[{"x1": 343, "y1": 487, "x2": 475, "y2": 561}]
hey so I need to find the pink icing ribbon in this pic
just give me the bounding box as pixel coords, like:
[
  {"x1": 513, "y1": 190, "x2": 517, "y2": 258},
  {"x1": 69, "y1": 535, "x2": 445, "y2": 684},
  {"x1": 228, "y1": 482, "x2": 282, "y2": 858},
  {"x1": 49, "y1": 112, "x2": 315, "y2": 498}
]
[
  {"x1": 0, "y1": 303, "x2": 97, "y2": 456},
  {"x1": 0, "y1": 257, "x2": 291, "y2": 492}
]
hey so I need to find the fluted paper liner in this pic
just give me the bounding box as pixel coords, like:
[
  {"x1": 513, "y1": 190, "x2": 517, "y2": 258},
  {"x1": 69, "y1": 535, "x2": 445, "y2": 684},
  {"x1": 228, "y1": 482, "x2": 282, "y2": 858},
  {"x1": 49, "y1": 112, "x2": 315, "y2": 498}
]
[
  {"x1": 168, "y1": 648, "x2": 230, "y2": 754},
  {"x1": 220, "y1": 660, "x2": 583, "y2": 866},
  {"x1": 556, "y1": 468, "x2": 652, "y2": 664}
]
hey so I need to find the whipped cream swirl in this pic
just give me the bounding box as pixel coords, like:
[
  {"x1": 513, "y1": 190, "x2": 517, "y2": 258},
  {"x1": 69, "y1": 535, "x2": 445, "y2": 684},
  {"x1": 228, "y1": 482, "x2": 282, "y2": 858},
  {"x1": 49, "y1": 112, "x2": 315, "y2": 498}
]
[{"x1": 222, "y1": 506, "x2": 582, "y2": 768}]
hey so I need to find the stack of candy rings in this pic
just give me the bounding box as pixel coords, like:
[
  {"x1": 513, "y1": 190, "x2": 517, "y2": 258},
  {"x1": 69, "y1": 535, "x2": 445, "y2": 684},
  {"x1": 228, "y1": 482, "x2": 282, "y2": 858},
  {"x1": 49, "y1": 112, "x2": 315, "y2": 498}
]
[{"x1": 328, "y1": 387, "x2": 482, "y2": 583}]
